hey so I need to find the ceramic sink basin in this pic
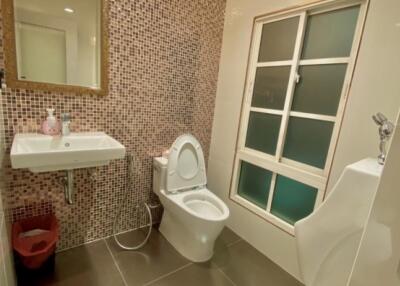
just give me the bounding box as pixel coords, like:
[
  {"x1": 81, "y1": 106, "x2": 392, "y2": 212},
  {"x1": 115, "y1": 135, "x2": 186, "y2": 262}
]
[{"x1": 11, "y1": 132, "x2": 126, "y2": 172}]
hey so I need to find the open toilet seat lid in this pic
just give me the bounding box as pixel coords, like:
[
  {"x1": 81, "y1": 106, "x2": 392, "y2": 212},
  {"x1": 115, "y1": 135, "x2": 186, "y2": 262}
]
[{"x1": 166, "y1": 134, "x2": 206, "y2": 193}]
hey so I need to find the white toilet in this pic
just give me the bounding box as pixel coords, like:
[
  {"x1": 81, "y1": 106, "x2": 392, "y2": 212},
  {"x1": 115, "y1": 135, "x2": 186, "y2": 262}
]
[
  {"x1": 153, "y1": 134, "x2": 229, "y2": 262},
  {"x1": 295, "y1": 158, "x2": 383, "y2": 286}
]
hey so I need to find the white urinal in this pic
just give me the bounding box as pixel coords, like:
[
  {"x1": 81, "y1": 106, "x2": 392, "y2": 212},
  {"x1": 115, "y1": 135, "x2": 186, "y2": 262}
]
[{"x1": 295, "y1": 158, "x2": 383, "y2": 286}]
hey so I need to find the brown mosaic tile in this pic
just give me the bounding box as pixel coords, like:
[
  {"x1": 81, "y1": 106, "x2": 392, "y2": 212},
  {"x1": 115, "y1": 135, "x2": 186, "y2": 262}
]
[{"x1": 0, "y1": 0, "x2": 226, "y2": 250}]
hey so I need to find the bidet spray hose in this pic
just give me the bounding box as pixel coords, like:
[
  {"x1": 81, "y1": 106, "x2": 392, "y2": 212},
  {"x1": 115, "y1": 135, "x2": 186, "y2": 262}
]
[{"x1": 112, "y1": 153, "x2": 160, "y2": 250}]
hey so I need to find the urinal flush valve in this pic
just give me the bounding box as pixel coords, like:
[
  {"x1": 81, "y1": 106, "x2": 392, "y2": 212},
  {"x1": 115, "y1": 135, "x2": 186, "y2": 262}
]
[{"x1": 372, "y1": 112, "x2": 395, "y2": 165}]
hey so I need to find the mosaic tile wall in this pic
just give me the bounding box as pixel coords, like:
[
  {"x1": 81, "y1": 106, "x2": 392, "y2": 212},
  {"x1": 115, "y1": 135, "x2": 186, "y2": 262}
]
[
  {"x1": 0, "y1": 89, "x2": 7, "y2": 215},
  {"x1": 0, "y1": 0, "x2": 226, "y2": 250}
]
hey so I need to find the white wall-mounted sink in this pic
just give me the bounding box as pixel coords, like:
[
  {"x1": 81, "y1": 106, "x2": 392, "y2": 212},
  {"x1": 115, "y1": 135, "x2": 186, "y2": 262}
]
[{"x1": 11, "y1": 132, "x2": 126, "y2": 172}]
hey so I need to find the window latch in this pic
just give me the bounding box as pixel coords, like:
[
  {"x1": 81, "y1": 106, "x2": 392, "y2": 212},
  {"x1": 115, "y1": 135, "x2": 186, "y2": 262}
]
[{"x1": 295, "y1": 73, "x2": 301, "y2": 84}]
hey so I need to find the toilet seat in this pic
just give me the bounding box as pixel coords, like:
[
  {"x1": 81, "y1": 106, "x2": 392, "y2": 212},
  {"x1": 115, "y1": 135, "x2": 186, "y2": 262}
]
[
  {"x1": 185, "y1": 196, "x2": 222, "y2": 220},
  {"x1": 161, "y1": 188, "x2": 229, "y2": 222},
  {"x1": 166, "y1": 134, "x2": 206, "y2": 193}
]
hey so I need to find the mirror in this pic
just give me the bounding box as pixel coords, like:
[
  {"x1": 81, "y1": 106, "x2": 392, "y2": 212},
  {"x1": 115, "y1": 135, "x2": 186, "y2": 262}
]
[{"x1": 2, "y1": 0, "x2": 108, "y2": 95}]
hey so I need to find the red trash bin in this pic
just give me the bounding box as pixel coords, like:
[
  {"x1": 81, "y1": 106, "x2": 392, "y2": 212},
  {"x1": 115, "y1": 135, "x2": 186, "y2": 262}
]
[{"x1": 12, "y1": 214, "x2": 59, "y2": 269}]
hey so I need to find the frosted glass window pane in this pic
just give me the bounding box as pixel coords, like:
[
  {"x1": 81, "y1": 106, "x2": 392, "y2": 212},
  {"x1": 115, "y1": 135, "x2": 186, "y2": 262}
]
[
  {"x1": 258, "y1": 17, "x2": 299, "y2": 62},
  {"x1": 271, "y1": 175, "x2": 317, "y2": 224},
  {"x1": 302, "y1": 6, "x2": 360, "y2": 59},
  {"x1": 245, "y1": 112, "x2": 281, "y2": 155},
  {"x1": 238, "y1": 161, "x2": 272, "y2": 208},
  {"x1": 251, "y1": 66, "x2": 291, "y2": 110},
  {"x1": 292, "y1": 64, "x2": 347, "y2": 116},
  {"x1": 283, "y1": 117, "x2": 334, "y2": 168}
]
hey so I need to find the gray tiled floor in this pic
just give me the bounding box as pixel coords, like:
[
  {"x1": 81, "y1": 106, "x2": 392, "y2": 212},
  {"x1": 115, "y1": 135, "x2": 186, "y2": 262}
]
[{"x1": 16, "y1": 227, "x2": 303, "y2": 286}]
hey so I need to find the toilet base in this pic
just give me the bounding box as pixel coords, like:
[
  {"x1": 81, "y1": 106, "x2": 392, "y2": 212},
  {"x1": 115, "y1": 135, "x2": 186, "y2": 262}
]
[{"x1": 159, "y1": 209, "x2": 215, "y2": 262}]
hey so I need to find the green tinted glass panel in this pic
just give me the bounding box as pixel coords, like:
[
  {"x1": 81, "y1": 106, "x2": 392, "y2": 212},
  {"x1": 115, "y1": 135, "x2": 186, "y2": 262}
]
[
  {"x1": 302, "y1": 6, "x2": 360, "y2": 59},
  {"x1": 292, "y1": 64, "x2": 347, "y2": 116},
  {"x1": 258, "y1": 17, "x2": 300, "y2": 62},
  {"x1": 245, "y1": 112, "x2": 281, "y2": 155},
  {"x1": 238, "y1": 161, "x2": 272, "y2": 208},
  {"x1": 271, "y1": 175, "x2": 318, "y2": 224},
  {"x1": 283, "y1": 117, "x2": 334, "y2": 168},
  {"x1": 251, "y1": 66, "x2": 291, "y2": 110}
]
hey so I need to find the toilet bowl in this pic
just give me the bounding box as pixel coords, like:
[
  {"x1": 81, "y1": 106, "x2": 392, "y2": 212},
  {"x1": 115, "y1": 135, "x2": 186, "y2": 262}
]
[{"x1": 153, "y1": 134, "x2": 229, "y2": 262}]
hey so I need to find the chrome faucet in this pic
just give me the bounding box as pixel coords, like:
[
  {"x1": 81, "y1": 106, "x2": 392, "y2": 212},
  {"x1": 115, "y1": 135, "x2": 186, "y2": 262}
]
[
  {"x1": 61, "y1": 113, "x2": 71, "y2": 136},
  {"x1": 372, "y1": 112, "x2": 394, "y2": 165}
]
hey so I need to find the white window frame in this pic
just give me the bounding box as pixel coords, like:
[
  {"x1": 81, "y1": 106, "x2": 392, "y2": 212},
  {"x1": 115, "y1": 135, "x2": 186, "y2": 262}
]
[{"x1": 229, "y1": 0, "x2": 369, "y2": 235}]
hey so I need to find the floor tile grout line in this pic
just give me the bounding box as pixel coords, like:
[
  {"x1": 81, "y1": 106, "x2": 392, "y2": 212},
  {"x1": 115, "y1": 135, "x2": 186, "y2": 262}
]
[
  {"x1": 143, "y1": 236, "x2": 241, "y2": 286},
  {"x1": 142, "y1": 262, "x2": 193, "y2": 286},
  {"x1": 104, "y1": 238, "x2": 129, "y2": 286},
  {"x1": 210, "y1": 259, "x2": 238, "y2": 286},
  {"x1": 212, "y1": 237, "x2": 242, "y2": 286},
  {"x1": 216, "y1": 265, "x2": 238, "y2": 286}
]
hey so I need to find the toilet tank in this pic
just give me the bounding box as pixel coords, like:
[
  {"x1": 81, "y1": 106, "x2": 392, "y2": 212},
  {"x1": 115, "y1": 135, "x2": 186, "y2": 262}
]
[
  {"x1": 153, "y1": 157, "x2": 167, "y2": 195},
  {"x1": 295, "y1": 158, "x2": 383, "y2": 286}
]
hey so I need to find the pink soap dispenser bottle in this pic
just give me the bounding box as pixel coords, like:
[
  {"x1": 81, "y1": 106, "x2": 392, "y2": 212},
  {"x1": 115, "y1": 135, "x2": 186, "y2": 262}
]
[{"x1": 41, "y1": 108, "x2": 60, "y2": 135}]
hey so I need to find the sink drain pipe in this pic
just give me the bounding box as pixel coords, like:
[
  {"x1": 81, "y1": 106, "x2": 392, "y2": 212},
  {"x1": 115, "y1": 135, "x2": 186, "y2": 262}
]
[{"x1": 112, "y1": 153, "x2": 161, "y2": 250}]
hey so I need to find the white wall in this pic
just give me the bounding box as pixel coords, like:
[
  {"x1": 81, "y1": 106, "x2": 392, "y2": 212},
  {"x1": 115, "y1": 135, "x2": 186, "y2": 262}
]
[
  {"x1": 327, "y1": 0, "x2": 400, "y2": 191},
  {"x1": 348, "y1": 110, "x2": 400, "y2": 286},
  {"x1": 0, "y1": 90, "x2": 16, "y2": 286},
  {"x1": 208, "y1": 0, "x2": 400, "y2": 280}
]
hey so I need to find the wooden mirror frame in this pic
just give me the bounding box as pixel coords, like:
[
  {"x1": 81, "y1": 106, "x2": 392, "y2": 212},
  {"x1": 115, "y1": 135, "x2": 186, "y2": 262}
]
[{"x1": 1, "y1": 0, "x2": 109, "y2": 95}]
